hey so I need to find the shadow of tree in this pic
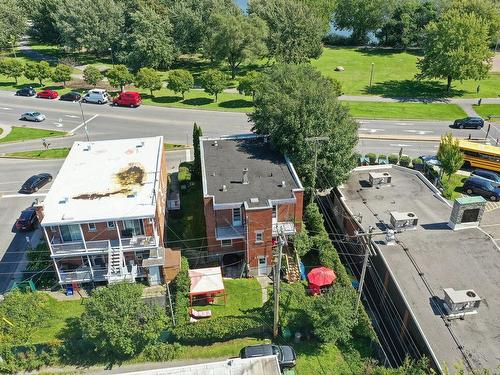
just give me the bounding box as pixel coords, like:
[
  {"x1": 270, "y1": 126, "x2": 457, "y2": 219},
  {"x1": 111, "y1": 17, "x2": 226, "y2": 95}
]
[
  {"x1": 218, "y1": 99, "x2": 253, "y2": 109},
  {"x1": 363, "y1": 79, "x2": 468, "y2": 100},
  {"x1": 356, "y1": 47, "x2": 423, "y2": 58},
  {"x1": 149, "y1": 95, "x2": 182, "y2": 104},
  {"x1": 182, "y1": 97, "x2": 213, "y2": 106}
]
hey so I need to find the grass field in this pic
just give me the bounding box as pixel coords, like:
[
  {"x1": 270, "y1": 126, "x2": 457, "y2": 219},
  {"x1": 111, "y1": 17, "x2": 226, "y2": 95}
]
[
  {"x1": 473, "y1": 104, "x2": 500, "y2": 122},
  {"x1": 344, "y1": 101, "x2": 467, "y2": 120},
  {"x1": 5, "y1": 147, "x2": 70, "y2": 158},
  {"x1": 0, "y1": 127, "x2": 66, "y2": 143},
  {"x1": 164, "y1": 143, "x2": 190, "y2": 150}
]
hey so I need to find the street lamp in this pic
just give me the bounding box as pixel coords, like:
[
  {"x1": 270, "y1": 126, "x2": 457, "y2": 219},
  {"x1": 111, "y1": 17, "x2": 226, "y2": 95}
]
[
  {"x1": 108, "y1": 47, "x2": 115, "y2": 67},
  {"x1": 369, "y1": 63, "x2": 375, "y2": 87},
  {"x1": 79, "y1": 91, "x2": 90, "y2": 142}
]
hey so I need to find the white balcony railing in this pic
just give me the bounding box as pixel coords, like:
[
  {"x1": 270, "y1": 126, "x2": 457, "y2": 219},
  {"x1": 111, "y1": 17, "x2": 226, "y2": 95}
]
[
  {"x1": 272, "y1": 221, "x2": 296, "y2": 236},
  {"x1": 51, "y1": 236, "x2": 157, "y2": 256}
]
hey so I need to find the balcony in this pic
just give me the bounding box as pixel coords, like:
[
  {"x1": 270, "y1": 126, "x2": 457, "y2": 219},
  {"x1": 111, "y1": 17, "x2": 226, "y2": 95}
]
[
  {"x1": 51, "y1": 236, "x2": 157, "y2": 257},
  {"x1": 272, "y1": 221, "x2": 296, "y2": 236},
  {"x1": 216, "y1": 225, "x2": 245, "y2": 240}
]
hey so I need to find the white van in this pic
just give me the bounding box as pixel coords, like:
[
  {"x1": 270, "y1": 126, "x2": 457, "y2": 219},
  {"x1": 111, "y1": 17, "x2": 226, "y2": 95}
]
[{"x1": 82, "y1": 89, "x2": 110, "y2": 104}]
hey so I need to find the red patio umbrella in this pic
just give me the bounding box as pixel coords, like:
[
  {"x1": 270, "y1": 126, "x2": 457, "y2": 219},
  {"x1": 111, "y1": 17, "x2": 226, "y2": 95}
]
[{"x1": 307, "y1": 267, "x2": 336, "y2": 287}]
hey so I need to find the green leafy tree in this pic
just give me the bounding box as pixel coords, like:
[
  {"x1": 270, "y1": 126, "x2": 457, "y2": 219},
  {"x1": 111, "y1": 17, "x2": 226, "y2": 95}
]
[
  {"x1": 416, "y1": 9, "x2": 493, "y2": 91},
  {"x1": 308, "y1": 285, "x2": 357, "y2": 344},
  {"x1": 250, "y1": 64, "x2": 358, "y2": 191},
  {"x1": 437, "y1": 133, "x2": 464, "y2": 180},
  {"x1": 22, "y1": 0, "x2": 61, "y2": 43},
  {"x1": 53, "y1": 0, "x2": 125, "y2": 53},
  {"x1": 0, "y1": 58, "x2": 25, "y2": 84},
  {"x1": 237, "y1": 71, "x2": 261, "y2": 101},
  {"x1": 78, "y1": 283, "x2": 167, "y2": 361},
  {"x1": 83, "y1": 66, "x2": 103, "y2": 87},
  {"x1": 51, "y1": 64, "x2": 72, "y2": 87},
  {"x1": 0, "y1": 0, "x2": 27, "y2": 53},
  {"x1": 291, "y1": 229, "x2": 312, "y2": 257},
  {"x1": 167, "y1": 69, "x2": 194, "y2": 99},
  {"x1": 204, "y1": 13, "x2": 267, "y2": 79},
  {"x1": 24, "y1": 61, "x2": 52, "y2": 85},
  {"x1": 451, "y1": 0, "x2": 500, "y2": 45},
  {"x1": 333, "y1": 0, "x2": 394, "y2": 44},
  {"x1": 124, "y1": 4, "x2": 174, "y2": 69},
  {"x1": 192, "y1": 123, "x2": 203, "y2": 179},
  {"x1": 200, "y1": 69, "x2": 228, "y2": 102},
  {"x1": 249, "y1": 0, "x2": 326, "y2": 63},
  {"x1": 136, "y1": 67, "x2": 163, "y2": 97},
  {"x1": 107, "y1": 64, "x2": 134, "y2": 92}
]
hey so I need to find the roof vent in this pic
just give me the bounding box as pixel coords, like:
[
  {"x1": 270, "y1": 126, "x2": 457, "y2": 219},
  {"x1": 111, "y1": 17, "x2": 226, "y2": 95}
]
[
  {"x1": 250, "y1": 197, "x2": 259, "y2": 204},
  {"x1": 213, "y1": 140, "x2": 218, "y2": 147},
  {"x1": 211, "y1": 172, "x2": 216, "y2": 177},
  {"x1": 127, "y1": 192, "x2": 137, "y2": 198},
  {"x1": 281, "y1": 180, "x2": 286, "y2": 188},
  {"x1": 83, "y1": 144, "x2": 91, "y2": 151},
  {"x1": 221, "y1": 184, "x2": 227, "y2": 192},
  {"x1": 390, "y1": 211, "x2": 418, "y2": 230},
  {"x1": 369, "y1": 172, "x2": 392, "y2": 187},
  {"x1": 242, "y1": 168, "x2": 249, "y2": 185},
  {"x1": 136, "y1": 141, "x2": 144, "y2": 149},
  {"x1": 58, "y1": 197, "x2": 69, "y2": 204},
  {"x1": 443, "y1": 288, "x2": 481, "y2": 319}
]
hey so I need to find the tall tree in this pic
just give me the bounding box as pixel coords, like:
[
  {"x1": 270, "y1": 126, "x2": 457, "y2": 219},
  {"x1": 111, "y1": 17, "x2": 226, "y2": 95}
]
[
  {"x1": 24, "y1": 61, "x2": 52, "y2": 85},
  {"x1": 416, "y1": 9, "x2": 493, "y2": 91},
  {"x1": 53, "y1": 0, "x2": 125, "y2": 54},
  {"x1": 0, "y1": 58, "x2": 25, "y2": 84},
  {"x1": 192, "y1": 123, "x2": 203, "y2": 179},
  {"x1": 83, "y1": 66, "x2": 103, "y2": 87},
  {"x1": 107, "y1": 65, "x2": 134, "y2": 92},
  {"x1": 167, "y1": 69, "x2": 194, "y2": 99},
  {"x1": 333, "y1": 0, "x2": 394, "y2": 44},
  {"x1": 200, "y1": 69, "x2": 228, "y2": 102},
  {"x1": 123, "y1": 4, "x2": 174, "y2": 70},
  {"x1": 250, "y1": 64, "x2": 358, "y2": 190},
  {"x1": 51, "y1": 64, "x2": 72, "y2": 87},
  {"x1": 437, "y1": 133, "x2": 464, "y2": 180},
  {"x1": 238, "y1": 71, "x2": 262, "y2": 101},
  {"x1": 249, "y1": 0, "x2": 327, "y2": 63},
  {"x1": 204, "y1": 13, "x2": 267, "y2": 79},
  {"x1": 136, "y1": 67, "x2": 163, "y2": 97},
  {"x1": 450, "y1": 0, "x2": 500, "y2": 45},
  {"x1": 22, "y1": 0, "x2": 61, "y2": 44},
  {"x1": 0, "y1": 0, "x2": 28, "y2": 52}
]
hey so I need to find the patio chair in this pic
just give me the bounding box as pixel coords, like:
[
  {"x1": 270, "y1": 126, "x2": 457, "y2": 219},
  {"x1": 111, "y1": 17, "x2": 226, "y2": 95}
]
[
  {"x1": 190, "y1": 308, "x2": 212, "y2": 319},
  {"x1": 189, "y1": 316, "x2": 199, "y2": 323}
]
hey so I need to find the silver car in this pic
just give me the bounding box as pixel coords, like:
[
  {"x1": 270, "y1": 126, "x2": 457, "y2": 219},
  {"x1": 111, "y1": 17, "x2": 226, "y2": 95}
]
[{"x1": 20, "y1": 112, "x2": 46, "y2": 122}]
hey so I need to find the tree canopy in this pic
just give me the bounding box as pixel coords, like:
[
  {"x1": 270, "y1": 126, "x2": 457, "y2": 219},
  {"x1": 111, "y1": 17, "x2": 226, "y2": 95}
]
[
  {"x1": 0, "y1": 0, "x2": 27, "y2": 51},
  {"x1": 167, "y1": 69, "x2": 194, "y2": 99},
  {"x1": 83, "y1": 66, "x2": 103, "y2": 87},
  {"x1": 200, "y1": 69, "x2": 228, "y2": 102},
  {"x1": 250, "y1": 64, "x2": 357, "y2": 190},
  {"x1": 0, "y1": 58, "x2": 25, "y2": 84},
  {"x1": 437, "y1": 133, "x2": 464, "y2": 179},
  {"x1": 51, "y1": 64, "x2": 72, "y2": 87},
  {"x1": 24, "y1": 61, "x2": 52, "y2": 85},
  {"x1": 107, "y1": 65, "x2": 134, "y2": 92},
  {"x1": 417, "y1": 9, "x2": 493, "y2": 91},
  {"x1": 136, "y1": 67, "x2": 163, "y2": 97}
]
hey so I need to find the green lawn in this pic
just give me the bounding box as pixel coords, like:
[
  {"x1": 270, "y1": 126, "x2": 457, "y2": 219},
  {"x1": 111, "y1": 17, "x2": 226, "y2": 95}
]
[
  {"x1": 313, "y1": 47, "x2": 500, "y2": 98},
  {"x1": 344, "y1": 101, "x2": 466, "y2": 120},
  {"x1": 442, "y1": 173, "x2": 467, "y2": 200},
  {"x1": 473, "y1": 104, "x2": 500, "y2": 122},
  {"x1": 164, "y1": 143, "x2": 190, "y2": 151},
  {"x1": 0, "y1": 127, "x2": 67, "y2": 143},
  {"x1": 5, "y1": 147, "x2": 70, "y2": 159}
]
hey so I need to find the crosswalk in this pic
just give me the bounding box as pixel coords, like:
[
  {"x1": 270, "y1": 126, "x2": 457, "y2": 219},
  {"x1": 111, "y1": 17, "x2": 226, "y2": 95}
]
[{"x1": 485, "y1": 201, "x2": 500, "y2": 213}]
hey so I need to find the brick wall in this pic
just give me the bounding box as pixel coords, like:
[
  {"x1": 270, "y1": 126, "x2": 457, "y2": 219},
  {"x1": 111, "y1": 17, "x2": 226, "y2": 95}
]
[
  {"x1": 215, "y1": 208, "x2": 234, "y2": 226},
  {"x1": 294, "y1": 190, "x2": 304, "y2": 231},
  {"x1": 204, "y1": 196, "x2": 219, "y2": 252},
  {"x1": 81, "y1": 222, "x2": 122, "y2": 241},
  {"x1": 277, "y1": 203, "x2": 295, "y2": 222},
  {"x1": 246, "y1": 208, "x2": 273, "y2": 271}
]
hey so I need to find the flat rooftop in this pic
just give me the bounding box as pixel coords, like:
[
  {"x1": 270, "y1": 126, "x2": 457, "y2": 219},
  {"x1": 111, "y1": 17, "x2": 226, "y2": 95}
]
[
  {"x1": 41, "y1": 136, "x2": 163, "y2": 225},
  {"x1": 201, "y1": 135, "x2": 302, "y2": 208},
  {"x1": 115, "y1": 356, "x2": 281, "y2": 375},
  {"x1": 338, "y1": 166, "x2": 500, "y2": 371}
]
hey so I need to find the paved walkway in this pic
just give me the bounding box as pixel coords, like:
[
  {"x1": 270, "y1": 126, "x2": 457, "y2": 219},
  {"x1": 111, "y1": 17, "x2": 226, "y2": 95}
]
[
  {"x1": 18, "y1": 35, "x2": 57, "y2": 62},
  {"x1": 0, "y1": 125, "x2": 11, "y2": 140},
  {"x1": 256, "y1": 276, "x2": 271, "y2": 303}
]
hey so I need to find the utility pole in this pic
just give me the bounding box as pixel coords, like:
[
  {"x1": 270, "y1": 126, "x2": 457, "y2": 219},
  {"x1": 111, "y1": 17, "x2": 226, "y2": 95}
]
[
  {"x1": 305, "y1": 137, "x2": 329, "y2": 204},
  {"x1": 273, "y1": 230, "x2": 285, "y2": 338},
  {"x1": 79, "y1": 92, "x2": 90, "y2": 142},
  {"x1": 369, "y1": 63, "x2": 374, "y2": 87},
  {"x1": 166, "y1": 281, "x2": 176, "y2": 327},
  {"x1": 355, "y1": 226, "x2": 374, "y2": 318}
]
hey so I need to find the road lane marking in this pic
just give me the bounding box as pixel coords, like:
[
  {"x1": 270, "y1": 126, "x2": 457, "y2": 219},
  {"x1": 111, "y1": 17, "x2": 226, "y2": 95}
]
[
  {"x1": 69, "y1": 114, "x2": 98, "y2": 133},
  {"x1": 65, "y1": 114, "x2": 80, "y2": 118},
  {"x1": 1, "y1": 193, "x2": 47, "y2": 199},
  {"x1": 389, "y1": 144, "x2": 411, "y2": 147},
  {"x1": 404, "y1": 129, "x2": 434, "y2": 135},
  {"x1": 0, "y1": 107, "x2": 11, "y2": 110},
  {"x1": 359, "y1": 128, "x2": 384, "y2": 133}
]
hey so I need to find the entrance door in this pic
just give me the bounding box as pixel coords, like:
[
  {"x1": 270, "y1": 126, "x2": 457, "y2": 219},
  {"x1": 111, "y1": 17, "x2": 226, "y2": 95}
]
[
  {"x1": 272, "y1": 205, "x2": 277, "y2": 225},
  {"x1": 257, "y1": 256, "x2": 267, "y2": 276}
]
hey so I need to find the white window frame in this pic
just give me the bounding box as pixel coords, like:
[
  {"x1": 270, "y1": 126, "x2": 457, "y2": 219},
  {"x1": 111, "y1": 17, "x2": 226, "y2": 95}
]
[
  {"x1": 49, "y1": 226, "x2": 57, "y2": 232},
  {"x1": 221, "y1": 239, "x2": 232, "y2": 247},
  {"x1": 255, "y1": 230, "x2": 264, "y2": 243},
  {"x1": 87, "y1": 223, "x2": 97, "y2": 232},
  {"x1": 232, "y1": 207, "x2": 242, "y2": 226},
  {"x1": 106, "y1": 221, "x2": 115, "y2": 229}
]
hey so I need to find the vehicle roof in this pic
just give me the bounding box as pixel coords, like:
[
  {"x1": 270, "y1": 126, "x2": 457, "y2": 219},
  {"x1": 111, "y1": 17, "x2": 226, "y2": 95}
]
[
  {"x1": 89, "y1": 89, "x2": 107, "y2": 93},
  {"x1": 473, "y1": 169, "x2": 498, "y2": 176},
  {"x1": 242, "y1": 344, "x2": 274, "y2": 357},
  {"x1": 20, "y1": 208, "x2": 36, "y2": 217},
  {"x1": 458, "y1": 140, "x2": 500, "y2": 155},
  {"x1": 466, "y1": 176, "x2": 491, "y2": 185},
  {"x1": 122, "y1": 91, "x2": 140, "y2": 95}
]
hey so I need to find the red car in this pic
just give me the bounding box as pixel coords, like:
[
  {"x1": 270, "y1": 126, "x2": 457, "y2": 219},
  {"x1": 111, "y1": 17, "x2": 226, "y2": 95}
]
[
  {"x1": 113, "y1": 91, "x2": 141, "y2": 107},
  {"x1": 36, "y1": 89, "x2": 59, "y2": 99}
]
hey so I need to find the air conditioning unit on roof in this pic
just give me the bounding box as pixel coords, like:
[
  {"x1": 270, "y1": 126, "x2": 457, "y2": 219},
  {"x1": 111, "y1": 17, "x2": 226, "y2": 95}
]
[
  {"x1": 369, "y1": 172, "x2": 392, "y2": 187},
  {"x1": 443, "y1": 288, "x2": 481, "y2": 319},
  {"x1": 390, "y1": 211, "x2": 418, "y2": 230}
]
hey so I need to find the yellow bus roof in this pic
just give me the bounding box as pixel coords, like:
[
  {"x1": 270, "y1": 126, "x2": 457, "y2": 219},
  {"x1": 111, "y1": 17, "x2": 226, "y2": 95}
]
[{"x1": 458, "y1": 140, "x2": 500, "y2": 155}]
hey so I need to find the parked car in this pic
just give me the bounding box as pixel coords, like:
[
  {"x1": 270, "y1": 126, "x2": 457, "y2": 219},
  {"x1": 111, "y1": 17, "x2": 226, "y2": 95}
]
[
  {"x1": 452, "y1": 117, "x2": 484, "y2": 129},
  {"x1": 112, "y1": 91, "x2": 142, "y2": 107},
  {"x1": 20, "y1": 111, "x2": 46, "y2": 122},
  {"x1": 15, "y1": 208, "x2": 38, "y2": 231},
  {"x1": 36, "y1": 89, "x2": 59, "y2": 99},
  {"x1": 240, "y1": 344, "x2": 296, "y2": 369},
  {"x1": 82, "y1": 89, "x2": 110, "y2": 104},
  {"x1": 19, "y1": 173, "x2": 53, "y2": 193},
  {"x1": 15, "y1": 87, "x2": 36, "y2": 97},
  {"x1": 471, "y1": 169, "x2": 500, "y2": 184},
  {"x1": 60, "y1": 91, "x2": 82, "y2": 102},
  {"x1": 463, "y1": 177, "x2": 500, "y2": 201}
]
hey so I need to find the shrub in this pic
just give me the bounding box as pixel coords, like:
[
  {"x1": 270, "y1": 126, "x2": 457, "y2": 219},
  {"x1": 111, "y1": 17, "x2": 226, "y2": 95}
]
[
  {"x1": 304, "y1": 203, "x2": 325, "y2": 235},
  {"x1": 377, "y1": 154, "x2": 387, "y2": 164},
  {"x1": 142, "y1": 342, "x2": 181, "y2": 362},
  {"x1": 388, "y1": 154, "x2": 399, "y2": 164},
  {"x1": 399, "y1": 155, "x2": 411, "y2": 167},
  {"x1": 412, "y1": 157, "x2": 423, "y2": 167},
  {"x1": 292, "y1": 229, "x2": 311, "y2": 257},
  {"x1": 354, "y1": 152, "x2": 362, "y2": 166},
  {"x1": 169, "y1": 257, "x2": 190, "y2": 326},
  {"x1": 366, "y1": 153, "x2": 377, "y2": 165},
  {"x1": 0, "y1": 343, "x2": 60, "y2": 373},
  {"x1": 24, "y1": 242, "x2": 56, "y2": 289}
]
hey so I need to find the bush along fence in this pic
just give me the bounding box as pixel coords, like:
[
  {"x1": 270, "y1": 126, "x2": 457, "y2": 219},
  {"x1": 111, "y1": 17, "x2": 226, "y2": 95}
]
[{"x1": 356, "y1": 153, "x2": 425, "y2": 171}]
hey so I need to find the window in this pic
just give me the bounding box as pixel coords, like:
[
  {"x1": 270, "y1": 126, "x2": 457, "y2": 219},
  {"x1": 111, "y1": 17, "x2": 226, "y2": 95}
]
[
  {"x1": 255, "y1": 231, "x2": 264, "y2": 243},
  {"x1": 272, "y1": 205, "x2": 277, "y2": 219},
  {"x1": 221, "y1": 239, "x2": 232, "y2": 247},
  {"x1": 122, "y1": 219, "x2": 144, "y2": 237},
  {"x1": 232, "y1": 208, "x2": 242, "y2": 226},
  {"x1": 106, "y1": 221, "x2": 115, "y2": 229},
  {"x1": 59, "y1": 224, "x2": 83, "y2": 242},
  {"x1": 49, "y1": 226, "x2": 57, "y2": 232},
  {"x1": 87, "y1": 223, "x2": 97, "y2": 231}
]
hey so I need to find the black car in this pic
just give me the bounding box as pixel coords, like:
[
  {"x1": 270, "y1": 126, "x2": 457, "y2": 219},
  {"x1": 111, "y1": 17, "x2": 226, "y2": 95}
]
[
  {"x1": 20, "y1": 173, "x2": 53, "y2": 194},
  {"x1": 471, "y1": 169, "x2": 500, "y2": 184},
  {"x1": 240, "y1": 344, "x2": 297, "y2": 369},
  {"x1": 15, "y1": 208, "x2": 38, "y2": 231},
  {"x1": 15, "y1": 87, "x2": 36, "y2": 97},
  {"x1": 452, "y1": 117, "x2": 484, "y2": 129},
  {"x1": 60, "y1": 91, "x2": 82, "y2": 102},
  {"x1": 463, "y1": 176, "x2": 500, "y2": 201}
]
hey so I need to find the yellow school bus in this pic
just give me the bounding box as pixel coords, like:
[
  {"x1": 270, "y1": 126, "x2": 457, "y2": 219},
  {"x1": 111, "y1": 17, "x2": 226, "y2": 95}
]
[{"x1": 458, "y1": 140, "x2": 500, "y2": 172}]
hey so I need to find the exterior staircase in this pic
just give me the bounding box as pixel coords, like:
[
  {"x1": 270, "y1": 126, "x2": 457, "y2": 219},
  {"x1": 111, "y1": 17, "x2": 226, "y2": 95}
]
[
  {"x1": 285, "y1": 254, "x2": 301, "y2": 283},
  {"x1": 107, "y1": 244, "x2": 136, "y2": 283}
]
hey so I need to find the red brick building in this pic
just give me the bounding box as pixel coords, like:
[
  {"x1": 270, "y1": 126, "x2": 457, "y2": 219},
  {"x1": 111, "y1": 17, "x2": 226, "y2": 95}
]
[{"x1": 200, "y1": 135, "x2": 304, "y2": 276}]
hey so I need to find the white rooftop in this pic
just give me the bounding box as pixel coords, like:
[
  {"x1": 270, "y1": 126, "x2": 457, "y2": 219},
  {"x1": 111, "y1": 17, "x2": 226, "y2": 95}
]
[
  {"x1": 41, "y1": 136, "x2": 164, "y2": 226},
  {"x1": 115, "y1": 356, "x2": 281, "y2": 375}
]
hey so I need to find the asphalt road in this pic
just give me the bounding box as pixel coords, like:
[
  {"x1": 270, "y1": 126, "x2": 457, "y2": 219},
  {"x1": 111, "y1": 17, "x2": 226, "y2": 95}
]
[{"x1": 357, "y1": 138, "x2": 439, "y2": 157}]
